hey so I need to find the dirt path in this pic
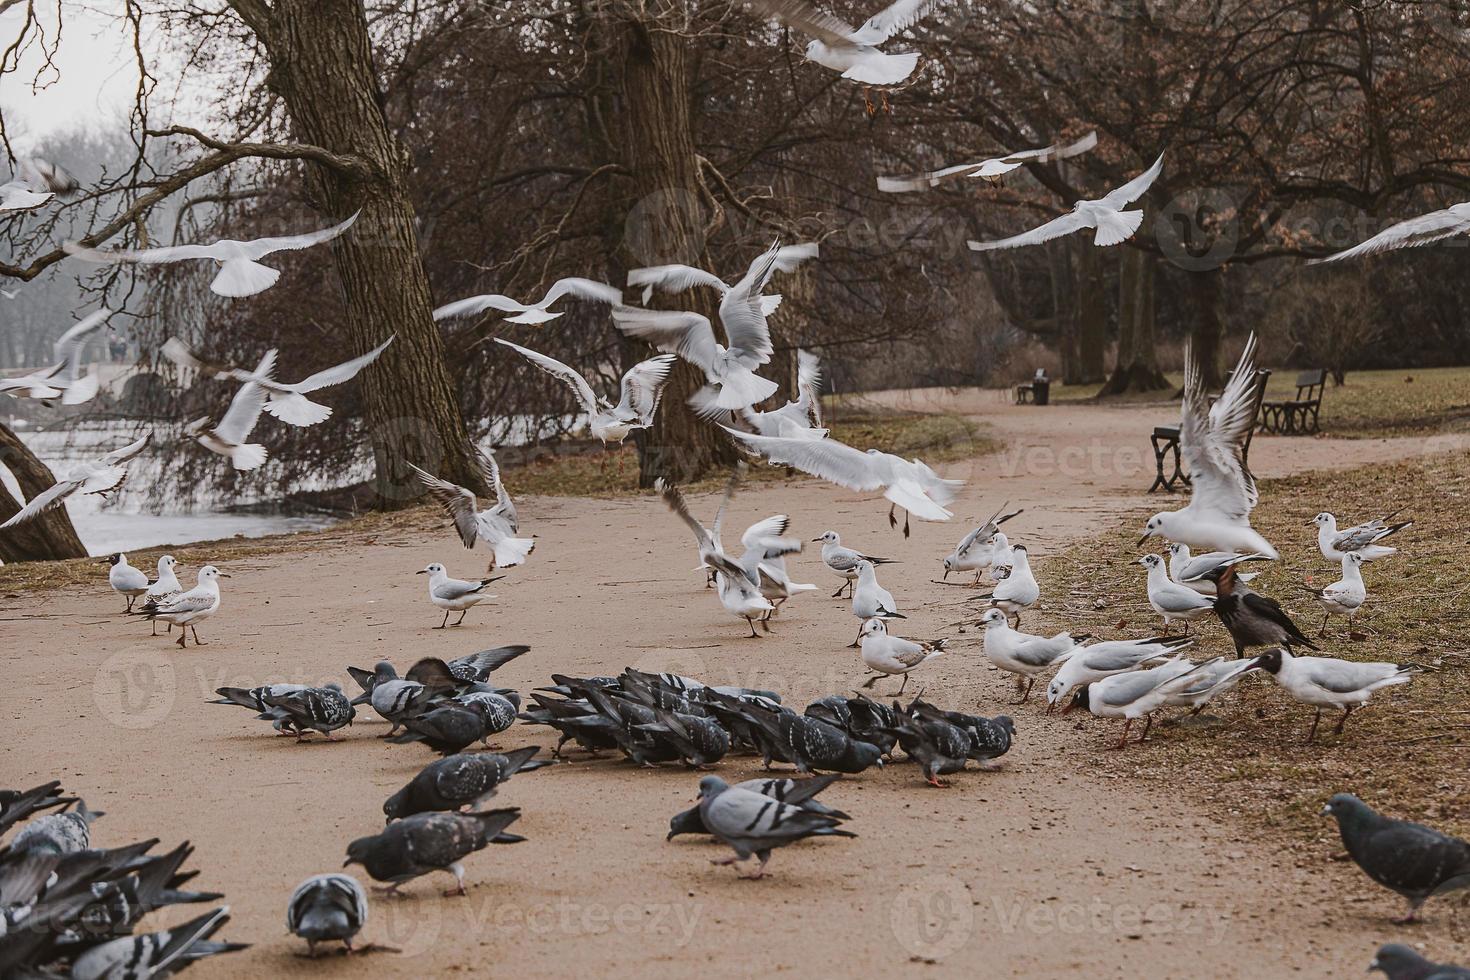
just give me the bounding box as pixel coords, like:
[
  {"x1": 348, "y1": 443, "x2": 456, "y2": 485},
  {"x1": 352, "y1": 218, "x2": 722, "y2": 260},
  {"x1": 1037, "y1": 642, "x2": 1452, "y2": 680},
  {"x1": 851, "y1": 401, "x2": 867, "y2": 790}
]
[{"x1": 4, "y1": 395, "x2": 1463, "y2": 978}]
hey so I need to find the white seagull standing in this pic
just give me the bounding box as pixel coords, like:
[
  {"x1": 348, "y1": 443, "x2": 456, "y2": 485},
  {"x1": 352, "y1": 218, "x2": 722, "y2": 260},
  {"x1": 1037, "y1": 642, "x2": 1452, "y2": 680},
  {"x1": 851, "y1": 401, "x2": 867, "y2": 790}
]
[
  {"x1": 878, "y1": 132, "x2": 1098, "y2": 192},
  {"x1": 858, "y1": 618, "x2": 945, "y2": 694},
  {"x1": 1300, "y1": 553, "x2": 1368, "y2": 635},
  {"x1": 184, "y1": 351, "x2": 275, "y2": 471},
  {"x1": 721, "y1": 426, "x2": 961, "y2": 535},
  {"x1": 144, "y1": 555, "x2": 182, "y2": 636},
  {"x1": 433, "y1": 278, "x2": 621, "y2": 325},
  {"x1": 1309, "y1": 202, "x2": 1470, "y2": 264},
  {"x1": 746, "y1": 0, "x2": 936, "y2": 90},
  {"x1": 0, "y1": 309, "x2": 111, "y2": 405},
  {"x1": 0, "y1": 433, "x2": 150, "y2": 530},
  {"x1": 133, "y1": 565, "x2": 229, "y2": 648},
  {"x1": 0, "y1": 157, "x2": 78, "y2": 211},
  {"x1": 65, "y1": 211, "x2": 360, "y2": 297},
  {"x1": 812, "y1": 529, "x2": 895, "y2": 598},
  {"x1": 968, "y1": 545, "x2": 1039, "y2": 627},
  {"x1": 612, "y1": 243, "x2": 784, "y2": 410},
  {"x1": 494, "y1": 339, "x2": 676, "y2": 445},
  {"x1": 1249, "y1": 647, "x2": 1417, "y2": 740},
  {"x1": 849, "y1": 559, "x2": 903, "y2": 646},
  {"x1": 100, "y1": 553, "x2": 150, "y2": 612},
  {"x1": 417, "y1": 562, "x2": 503, "y2": 629},
  {"x1": 968, "y1": 153, "x2": 1164, "y2": 252},
  {"x1": 628, "y1": 242, "x2": 818, "y2": 316},
  {"x1": 1139, "y1": 333, "x2": 1277, "y2": 558},
  {"x1": 163, "y1": 336, "x2": 393, "y2": 426},
  {"x1": 1311, "y1": 512, "x2": 1411, "y2": 563},
  {"x1": 978, "y1": 607, "x2": 1084, "y2": 703},
  {"x1": 1067, "y1": 657, "x2": 1226, "y2": 749},
  {"x1": 406, "y1": 447, "x2": 535, "y2": 570},
  {"x1": 1138, "y1": 553, "x2": 1216, "y2": 635},
  {"x1": 941, "y1": 503, "x2": 1023, "y2": 583}
]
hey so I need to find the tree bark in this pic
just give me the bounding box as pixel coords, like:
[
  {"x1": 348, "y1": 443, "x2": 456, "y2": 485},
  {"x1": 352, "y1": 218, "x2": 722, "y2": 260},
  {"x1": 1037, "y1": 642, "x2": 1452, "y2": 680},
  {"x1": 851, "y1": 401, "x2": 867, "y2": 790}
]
[
  {"x1": 617, "y1": 17, "x2": 738, "y2": 487},
  {"x1": 1069, "y1": 240, "x2": 1107, "y2": 385},
  {"x1": 235, "y1": 0, "x2": 483, "y2": 507},
  {"x1": 0, "y1": 424, "x2": 88, "y2": 562},
  {"x1": 1099, "y1": 248, "x2": 1168, "y2": 395},
  {"x1": 1185, "y1": 268, "x2": 1226, "y2": 390}
]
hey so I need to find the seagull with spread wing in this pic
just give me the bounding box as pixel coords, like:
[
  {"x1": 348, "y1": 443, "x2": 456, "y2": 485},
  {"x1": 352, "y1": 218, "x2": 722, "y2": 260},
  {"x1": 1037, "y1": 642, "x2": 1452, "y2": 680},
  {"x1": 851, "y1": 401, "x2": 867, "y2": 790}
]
[
  {"x1": 747, "y1": 0, "x2": 936, "y2": 108},
  {"x1": 0, "y1": 433, "x2": 151, "y2": 530},
  {"x1": 184, "y1": 351, "x2": 276, "y2": 471},
  {"x1": 878, "y1": 132, "x2": 1098, "y2": 192},
  {"x1": 65, "y1": 211, "x2": 359, "y2": 297},
  {"x1": 406, "y1": 447, "x2": 535, "y2": 570},
  {"x1": 0, "y1": 157, "x2": 78, "y2": 212},
  {"x1": 612, "y1": 242, "x2": 784, "y2": 411},
  {"x1": 0, "y1": 309, "x2": 110, "y2": 405},
  {"x1": 494, "y1": 339, "x2": 675, "y2": 445},
  {"x1": 704, "y1": 349, "x2": 827, "y2": 437},
  {"x1": 162, "y1": 335, "x2": 393, "y2": 426},
  {"x1": 1139, "y1": 333, "x2": 1277, "y2": 558},
  {"x1": 433, "y1": 277, "x2": 621, "y2": 325},
  {"x1": 627, "y1": 242, "x2": 818, "y2": 316},
  {"x1": 1310, "y1": 202, "x2": 1470, "y2": 264},
  {"x1": 721, "y1": 425, "x2": 961, "y2": 536},
  {"x1": 968, "y1": 153, "x2": 1164, "y2": 252}
]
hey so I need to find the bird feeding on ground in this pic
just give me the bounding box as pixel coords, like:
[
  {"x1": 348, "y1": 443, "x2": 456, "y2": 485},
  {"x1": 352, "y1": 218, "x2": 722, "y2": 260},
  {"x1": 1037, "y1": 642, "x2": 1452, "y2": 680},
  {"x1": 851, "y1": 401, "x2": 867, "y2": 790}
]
[{"x1": 417, "y1": 563, "x2": 503, "y2": 629}]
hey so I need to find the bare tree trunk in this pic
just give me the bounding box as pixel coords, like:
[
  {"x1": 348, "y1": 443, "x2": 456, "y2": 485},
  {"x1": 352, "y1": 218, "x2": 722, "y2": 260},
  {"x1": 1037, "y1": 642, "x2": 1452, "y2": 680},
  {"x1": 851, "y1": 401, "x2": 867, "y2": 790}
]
[
  {"x1": 235, "y1": 0, "x2": 482, "y2": 507},
  {"x1": 1099, "y1": 248, "x2": 1167, "y2": 395},
  {"x1": 1069, "y1": 240, "x2": 1107, "y2": 385},
  {"x1": 1185, "y1": 268, "x2": 1226, "y2": 390},
  {"x1": 0, "y1": 424, "x2": 88, "y2": 562},
  {"x1": 617, "y1": 17, "x2": 737, "y2": 487}
]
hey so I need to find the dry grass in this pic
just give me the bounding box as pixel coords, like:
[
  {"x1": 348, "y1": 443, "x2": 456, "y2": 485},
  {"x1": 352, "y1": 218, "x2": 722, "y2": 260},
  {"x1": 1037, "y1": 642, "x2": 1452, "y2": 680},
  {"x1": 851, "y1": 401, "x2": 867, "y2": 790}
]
[
  {"x1": 1033, "y1": 448, "x2": 1470, "y2": 846},
  {"x1": 1051, "y1": 365, "x2": 1470, "y2": 439}
]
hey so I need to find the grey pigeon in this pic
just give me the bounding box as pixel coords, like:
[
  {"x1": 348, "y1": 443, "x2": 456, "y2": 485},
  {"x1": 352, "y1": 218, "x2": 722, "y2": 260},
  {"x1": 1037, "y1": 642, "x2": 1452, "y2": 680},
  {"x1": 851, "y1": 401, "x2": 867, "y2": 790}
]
[
  {"x1": 445, "y1": 645, "x2": 530, "y2": 683},
  {"x1": 388, "y1": 702, "x2": 499, "y2": 756},
  {"x1": 11, "y1": 799, "x2": 103, "y2": 856},
  {"x1": 451, "y1": 690, "x2": 519, "y2": 739},
  {"x1": 286, "y1": 873, "x2": 369, "y2": 957},
  {"x1": 211, "y1": 683, "x2": 308, "y2": 735},
  {"x1": 912, "y1": 701, "x2": 1015, "y2": 767},
  {"x1": 262, "y1": 684, "x2": 356, "y2": 740},
  {"x1": 719, "y1": 696, "x2": 883, "y2": 774},
  {"x1": 890, "y1": 708, "x2": 971, "y2": 787},
  {"x1": 668, "y1": 774, "x2": 849, "y2": 840},
  {"x1": 635, "y1": 708, "x2": 731, "y2": 767},
  {"x1": 344, "y1": 808, "x2": 524, "y2": 896},
  {"x1": 0, "y1": 781, "x2": 73, "y2": 837},
  {"x1": 694, "y1": 775, "x2": 855, "y2": 879},
  {"x1": 1370, "y1": 943, "x2": 1470, "y2": 980},
  {"x1": 356, "y1": 661, "x2": 445, "y2": 732},
  {"x1": 384, "y1": 748, "x2": 550, "y2": 821},
  {"x1": 69, "y1": 905, "x2": 247, "y2": 980},
  {"x1": 1323, "y1": 793, "x2": 1470, "y2": 923}
]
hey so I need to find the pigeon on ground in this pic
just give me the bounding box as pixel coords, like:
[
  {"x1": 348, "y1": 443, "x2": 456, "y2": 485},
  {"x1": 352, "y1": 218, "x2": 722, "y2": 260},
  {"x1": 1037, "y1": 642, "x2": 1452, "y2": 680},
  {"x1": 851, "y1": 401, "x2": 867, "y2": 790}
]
[
  {"x1": 211, "y1": 683, "x2": 309, "y2": 735},
  {"x1": 351, "y1": 660, "x2": 453, "y2": 732},
  {"x1": 1323, "y1": 793, "x2": 1470, "y2": 924},
  {"x1": 911, "y1": 701, "x2": 1015, "y2": 768},
  {"x1": 68, "y1": 905, "x2": 247, "y2": 979},
  {"x1": 694, "y1": 775, "x2": 855, "y2": 879},
  {"x1": 344, "y1": 809, "x2": 524, "y2": 896},
  {"x1": 0, "y1": 781, "x2": 73, "y2": 837},
  {"x1": 1369, "y1": 943, "x2": 1470, "y2": 980},
  {"x1": 722, "y1": 696, "x2": 884, "y2": 774},
  {"x1": 384, "y1": 748, "x2": 550, "y2": 820},
  {"x1": 890, "y1": 704, "x2": 972, "y2": 787},
  {"x1": 668, "y1": 775, "x2": 850, "y2": 840},
  {"x1": 286, "y1": 873, "x2": 369, "y2": 957},
  {"x1": 388, "y1": 701, "x2": 508, "y2": 756},
  {"x1": 443, "y1": 645, "x2": 531, "y2": 683},
  {"x1": 10, "y1": 800, "x2": 104, "y2": 856},
  {"x1": 261, "y1": 684, "x2": 357, "y2": 740}
]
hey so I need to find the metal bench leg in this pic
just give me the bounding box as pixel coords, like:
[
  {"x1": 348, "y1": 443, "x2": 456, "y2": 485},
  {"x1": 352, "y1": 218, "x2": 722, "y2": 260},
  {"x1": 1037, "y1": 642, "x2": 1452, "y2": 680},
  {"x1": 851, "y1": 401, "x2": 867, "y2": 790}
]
[{"x1": 1149, "y1": 436, "x2": 1169, "y2": 493}]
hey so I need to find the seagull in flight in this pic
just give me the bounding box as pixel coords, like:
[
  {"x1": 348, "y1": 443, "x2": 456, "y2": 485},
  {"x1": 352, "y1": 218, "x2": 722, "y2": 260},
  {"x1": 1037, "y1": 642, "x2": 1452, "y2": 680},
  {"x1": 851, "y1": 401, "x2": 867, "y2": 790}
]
[
  {"x1": 1139, "y1": 334, "x2": 1275, "y2": 558},
  {"x1": 433, "y1": 278, "x2": 622, "y2": 325},
  {"x1": 406, "y1": 446, "x2": 535, "y2": 570},
  {"x1": 1310, "y1": 202, "x2": 1470, "y2": 264},
  {"x1": 722, "y1": 425, "x2": 961, "y2": 536},
  {"x1": 65, "y1": 211, "x2": 360, "y2": 297},
  {"x1": 0, "y1": 434, "x2": 151, "y2": 530},
  {"x1": 0, "y1": 157, "x2": 78, "y2": 212},
  {"x1": 162, "y1": 335, "x2": 393, "y2": 426},
  {"x1": 627, "y1": 242, "x2": 818, "y2": 316},
  {"x1": 878, "y1": 132, "x2": 1098, "y2": 192},
  {"x1": 184, "y1": 351, "x2": 276, "y2": 471},
  {"x1": 968, "y1": 153, "x2": 1164, "y2": 251},
  {"x1": 494, "y1": 339, "x2": 676, "y2": 445},
  {"x1": 612, "y1": 242, "x2": 785, "y2": 410},
  {"x1": 747, "y1": 0, "x2": 936, "y2": 101},
  {"x1": 0, "y1": 309, "x2": 110, "y2": 405}
]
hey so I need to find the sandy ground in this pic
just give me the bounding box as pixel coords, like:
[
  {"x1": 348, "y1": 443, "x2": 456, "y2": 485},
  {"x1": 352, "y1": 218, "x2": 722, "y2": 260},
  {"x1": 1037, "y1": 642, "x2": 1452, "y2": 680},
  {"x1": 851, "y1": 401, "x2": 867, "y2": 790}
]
[{"x1": 4, "y1": 393, "x2": 1466, "y2": 978}]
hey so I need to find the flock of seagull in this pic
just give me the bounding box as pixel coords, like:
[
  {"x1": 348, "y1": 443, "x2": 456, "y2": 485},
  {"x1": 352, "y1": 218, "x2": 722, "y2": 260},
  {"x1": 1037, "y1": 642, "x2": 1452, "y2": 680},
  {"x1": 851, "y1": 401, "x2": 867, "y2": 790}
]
[{"x1": 4, "y1": 3, "x2": 1470, "y2": 968}]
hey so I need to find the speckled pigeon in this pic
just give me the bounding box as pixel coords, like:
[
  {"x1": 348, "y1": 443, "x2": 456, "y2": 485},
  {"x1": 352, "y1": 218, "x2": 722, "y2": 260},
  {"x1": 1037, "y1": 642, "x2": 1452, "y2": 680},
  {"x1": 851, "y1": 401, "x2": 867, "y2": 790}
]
[
  {"x1": 344, "y1": 808, "x2": 524, "y2": 896},
  {"x1": 694, "y1": 775, "x2": 855, "y2": 879},
  {"x1": 384, "y1": 748, "x2": 550, "y2": 821},
  {"x1": 668, "y1": 774, "x2": 849, "y2": 839},
  {"x1": 287, "y1": 873, "x2": 369, "y2": 957}
]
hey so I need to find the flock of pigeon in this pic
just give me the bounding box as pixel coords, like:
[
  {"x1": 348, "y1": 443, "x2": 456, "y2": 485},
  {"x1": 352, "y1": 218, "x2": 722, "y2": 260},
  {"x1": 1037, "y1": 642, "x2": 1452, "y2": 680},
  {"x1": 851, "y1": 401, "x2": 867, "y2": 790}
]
[{"x1": 5, "y1": 2, "x2": 1470, "y2": 968}]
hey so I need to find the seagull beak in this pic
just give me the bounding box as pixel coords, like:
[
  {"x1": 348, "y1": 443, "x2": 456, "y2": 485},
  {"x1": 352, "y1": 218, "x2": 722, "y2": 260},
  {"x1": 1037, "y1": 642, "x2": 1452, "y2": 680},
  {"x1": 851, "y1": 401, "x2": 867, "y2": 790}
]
[
  {"x1": 217, "y1": 573, "x2": 232, "y2": 578},
  {"x1": 810, "y1": 537, "x2": 822, "y2": 542},
  {"x1": 1303, "y1": 519, "x2": 1316, "y2": 527},
  {"x1": 416, "y1": 569, "x2": 428, "y2": 575},
  {"x1": 1136, "y1": 533, "x2": 1152, "y2": 547}
]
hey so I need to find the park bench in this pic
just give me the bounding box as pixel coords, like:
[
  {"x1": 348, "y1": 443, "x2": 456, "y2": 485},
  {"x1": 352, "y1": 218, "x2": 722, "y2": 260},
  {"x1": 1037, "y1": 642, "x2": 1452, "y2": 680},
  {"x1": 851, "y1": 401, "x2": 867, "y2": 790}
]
[
  {"x1": 1014, "y1": 369, "x2": 1051, "y2": 406},
  {"x1": 1148, "y1": 368, "x2": 1271, "y2": 493},
  {"x1": 1259, "y1": 368, "x2": 1327, "y2": 435}
]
